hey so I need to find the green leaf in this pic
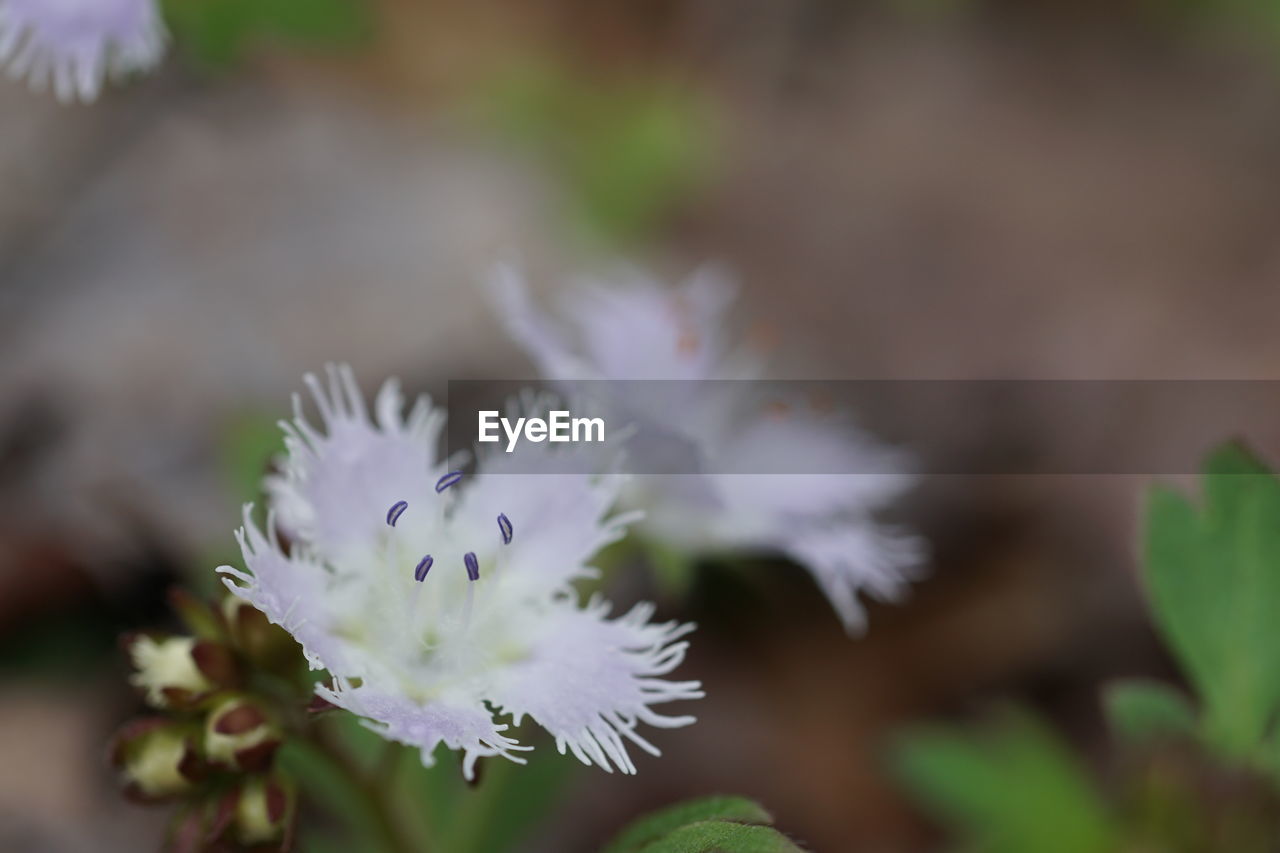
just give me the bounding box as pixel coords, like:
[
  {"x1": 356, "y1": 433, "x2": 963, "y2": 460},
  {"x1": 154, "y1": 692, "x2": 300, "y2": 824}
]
[
  {"x1": 1104, "y1": 680, "x2": 1197, "y2": 743},
  {"x1": 602, "y1": 796, "x2": 775, "y2": 853},
  {"x1": 893, "y1": 711, "x2": 1116, "y2": 853},
  {"x1": 634, "y1": 822, "x2": 804, "y2": 853},
  {"x1": 1143, "y1": 442, "x2": 1280, "y2": 755}
]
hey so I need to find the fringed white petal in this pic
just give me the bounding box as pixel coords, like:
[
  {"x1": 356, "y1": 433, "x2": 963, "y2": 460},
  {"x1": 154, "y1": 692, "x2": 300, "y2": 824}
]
[
  {"x1": 317, "y1": 680, "x2": 531, "y2": 781},
  {"x1": 216, "y1": 505, "x2": 352, "y2": 672},
  {"x1": 781, "y1": 521, "x2": 927, "y2": 634},
  {"x1": 489, "y1": 265, "x2": 598, "y2": 380},
  {"x1": 713, "y1": 408, "x2": 915, "y2": 515},
  {"x1": 0, "y1": 0, "x2": 165, "y2": 103},
  {"x1": 566, "y1": 266, "x2": 735, "y2": 381},
  {"x1": 487, "y1": 597, "x2": 702, "y2": 775},
  {"x1": 266, "y1": 363, "x2": 446, "y2": 565}
]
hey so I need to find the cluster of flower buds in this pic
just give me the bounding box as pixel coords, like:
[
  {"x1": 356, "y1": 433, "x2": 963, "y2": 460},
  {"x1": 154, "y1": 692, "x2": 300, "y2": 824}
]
[{"x1": 110, "y1": 589, "x2": 307, "y2": 852}]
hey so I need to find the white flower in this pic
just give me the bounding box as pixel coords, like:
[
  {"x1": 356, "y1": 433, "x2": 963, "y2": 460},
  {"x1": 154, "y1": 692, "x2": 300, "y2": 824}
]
[
  {"x1": 128, "y1": 635, "x2": 211, "y2": 706},
  {"x1": 491, "y1": 264, "x2": 925, "y2": 633},
  {"x1": 120, "y1": 726, "x2": 195, "y2": 798},
  {"x1": 218, "y1": 365, "x2": 701, "y2": 779},
  {"x1": 0, "y1": 0, "x2": 165, "y2": 103}
]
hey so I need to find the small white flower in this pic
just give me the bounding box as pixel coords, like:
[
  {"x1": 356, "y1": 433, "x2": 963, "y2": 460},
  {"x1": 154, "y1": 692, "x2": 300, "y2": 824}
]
[
  {"x1": 218, "y1": 365, "x2": 701, "y2": 779},
  {"x1": 0, "y1": 0, "x2": 165, "y2": 103},
  {"x1": 120, "y1": 726, "x2": 195, "y2": 798},
  {"x1": 492, "y1": 264, "x2": 925, "y2": 633},
  {"x1": 128, "y1": 635, "x2": 211, "y2": 706}
]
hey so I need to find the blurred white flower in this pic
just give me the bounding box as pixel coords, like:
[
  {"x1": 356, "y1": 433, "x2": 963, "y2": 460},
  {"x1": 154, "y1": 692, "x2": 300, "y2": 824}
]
[
  {"x1": 0, "y1": 0, "x2": 165, "y2": 102},
  {"x1": 219, "y1": 365, "x2": 701, "y2": 779},
  {"x1": 127, "y1": 635, "x2": 211, "y2": 707},
  {"x1": 492, "y1": 265, "x2": 925, "y2": 633}
]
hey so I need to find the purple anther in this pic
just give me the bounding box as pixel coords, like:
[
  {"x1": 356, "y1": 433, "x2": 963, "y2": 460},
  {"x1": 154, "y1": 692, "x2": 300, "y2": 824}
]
[
  {"x1": 413, "y1": 555, "x2": 434, "y2": 583},
  {"x1": 464, "y1": 552, "x2": 479, "y2": 582},
  {"x1": 435, "y1": 471, "x2": 463, "y2": 493},
  {"x1": 386, "y1": 500, "x2": 408, "y2": 527},
  {"x1": 497, "y1": 513, "x2": 513, "y2": 545}
]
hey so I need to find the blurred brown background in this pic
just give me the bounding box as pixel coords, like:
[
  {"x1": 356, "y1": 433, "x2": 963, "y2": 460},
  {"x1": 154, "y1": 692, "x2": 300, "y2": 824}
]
[{"x1": 3, "y1": 0, "x2": 1279, "y2": 850}]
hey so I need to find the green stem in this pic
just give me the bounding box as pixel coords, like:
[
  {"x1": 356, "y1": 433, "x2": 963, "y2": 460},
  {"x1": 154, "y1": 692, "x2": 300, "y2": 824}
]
[
  {"x1": 449, "y1": 753, "x2": 518, "y2": 853},
  {"x1": 311, "y1": 725, "x2": 420, "y2": 853}
]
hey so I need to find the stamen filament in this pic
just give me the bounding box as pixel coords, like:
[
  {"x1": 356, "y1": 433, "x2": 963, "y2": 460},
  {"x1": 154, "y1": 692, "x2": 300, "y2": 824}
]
[{"x1": 462, "y1": 579, "x2": 475, "y2": 632}]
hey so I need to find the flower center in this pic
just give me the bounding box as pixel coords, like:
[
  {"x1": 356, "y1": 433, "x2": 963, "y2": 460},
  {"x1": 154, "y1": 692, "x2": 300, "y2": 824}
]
[{"x1": 382, "y1": 473, "x2": 515, "y2": 590}]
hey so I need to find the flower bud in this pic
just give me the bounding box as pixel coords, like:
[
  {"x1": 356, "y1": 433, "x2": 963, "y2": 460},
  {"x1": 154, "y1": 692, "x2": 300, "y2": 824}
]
[
  {"x1": 166, "y1": 790, "x2": 237, "y2": 853},
  {"x1": 127, "y1": 634, "x2": 237, "y2": 709},
  {"x1": 109, "y1": 718, "x2": 202, "y2": 801},
  {"x1": 168, "y1": 588, "x2": 227, "y2": 642},
  {"x1": 222, "y1": 596, "x2": 304, "y2": 675},
  {"x1": 204, "y1": 696, "x2": 281, "y2": 772},
  {"x1": 233, "y1": 775, "x2": 295, "y2": 847}
]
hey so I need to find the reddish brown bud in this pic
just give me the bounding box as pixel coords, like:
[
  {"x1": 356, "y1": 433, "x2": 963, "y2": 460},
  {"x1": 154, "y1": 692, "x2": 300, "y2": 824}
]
[
  {"x1": 213, "y1": 703, "x2": 267, "y2": 735},
  {"x1": 168, "y1": 588, "x2": 227, "y2": 642},
  {"x1": 191, "y1": 640, "x2": 238, "y2": 687},
  {"x1": 205, "y1": 696, "x2": 281, "y2": 773},
  {"x1": 233, "y1": 775, "x2": 296, "y2": 846},
  {"x1": 110, "y1": 719, "x2": 203, "y2": 802},
  {"x1": 222, "y1": 596, "x2": 305, "y2": 675}
]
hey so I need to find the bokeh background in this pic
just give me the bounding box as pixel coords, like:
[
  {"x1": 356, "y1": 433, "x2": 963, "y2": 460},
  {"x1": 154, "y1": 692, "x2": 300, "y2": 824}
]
[{"x1": 4, "y1": 1, "x2": 1280, "y2": 850}]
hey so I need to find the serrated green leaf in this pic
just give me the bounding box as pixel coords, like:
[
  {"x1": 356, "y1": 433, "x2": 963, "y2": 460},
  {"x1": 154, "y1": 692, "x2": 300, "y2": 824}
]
[
  {"x1": 893, "y1": 711, "x2": 1115, "y2": 853},
  {"x1": 602, "y1": 796, "x2": 774, "y2": 853},
  {"x1": 635, "y1": 821, "x2": 804, "y2": 853},
  {"x1": 1103, "y1": 679, "x2": 1197, "y2": 743},
  {"x1": 1144, "y1": 442, "x2": 1280, "y2": 755}
]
